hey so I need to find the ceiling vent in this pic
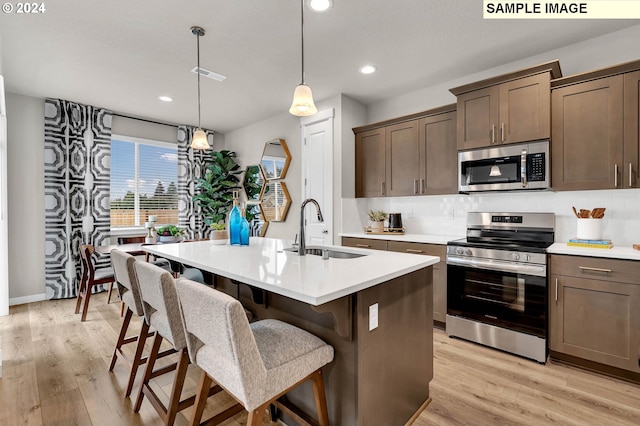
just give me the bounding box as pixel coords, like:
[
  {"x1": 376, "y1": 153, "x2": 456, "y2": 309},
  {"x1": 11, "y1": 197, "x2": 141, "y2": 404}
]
[{"x1": 191, "y1": 66, "x2": 226, "y2": 82}]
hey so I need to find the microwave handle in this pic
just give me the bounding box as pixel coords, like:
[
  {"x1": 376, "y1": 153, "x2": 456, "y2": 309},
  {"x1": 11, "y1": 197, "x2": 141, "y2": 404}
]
[{"x1": 521, "y1": 148, "x2": 527, "y2": 188}]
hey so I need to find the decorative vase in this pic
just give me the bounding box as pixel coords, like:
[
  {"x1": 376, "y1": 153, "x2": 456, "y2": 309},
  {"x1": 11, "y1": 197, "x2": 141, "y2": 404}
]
[
  {"x1": 210, "y1": 229, "x2": 229, "y2": 245},
  {"x1": 370, "y1": 221, "x2": 384, "y2": 232}
]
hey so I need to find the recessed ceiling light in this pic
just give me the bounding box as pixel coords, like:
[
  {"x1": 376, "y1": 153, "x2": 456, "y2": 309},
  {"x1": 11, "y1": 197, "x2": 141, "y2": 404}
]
[
  {"x1": 158, "y1": 96, "x2": 173, "y2": 102},
  {"x1": 309, "y1": 0, "x2": 331, "y2": 12},
  {"x1": 359, "y1": 65, "x2": 377, "y2": 75}
]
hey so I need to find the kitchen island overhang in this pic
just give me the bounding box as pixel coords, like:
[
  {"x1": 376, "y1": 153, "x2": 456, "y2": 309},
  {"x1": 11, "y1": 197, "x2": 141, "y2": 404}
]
[{"x1": 143, "y1": 238, "x2": 437, "y2": 425}]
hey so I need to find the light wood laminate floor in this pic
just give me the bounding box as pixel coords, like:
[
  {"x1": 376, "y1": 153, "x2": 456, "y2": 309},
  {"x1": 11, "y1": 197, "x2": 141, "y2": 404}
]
[{"x1": 2, "y1": 293, "x2": 640, "y2": 425}]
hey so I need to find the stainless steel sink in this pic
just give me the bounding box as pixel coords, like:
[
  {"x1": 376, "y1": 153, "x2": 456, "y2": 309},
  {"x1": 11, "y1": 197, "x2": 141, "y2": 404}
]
[{"x1": 283, "y1": 246, "x2": 367, "y2": 259}]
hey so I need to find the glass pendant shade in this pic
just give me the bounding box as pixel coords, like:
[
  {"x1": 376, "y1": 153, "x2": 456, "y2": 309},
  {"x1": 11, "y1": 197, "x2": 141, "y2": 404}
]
[
  {"x1": 191, "y1": 128, "x2": 209, "y2": 150},
  {"x1": 289, "y1": 83, "x2": 318, "y2": 116}
]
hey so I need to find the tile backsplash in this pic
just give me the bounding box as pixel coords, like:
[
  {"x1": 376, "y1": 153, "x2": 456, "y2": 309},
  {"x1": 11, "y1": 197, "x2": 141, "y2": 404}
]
[{"x1": 342, "y1": 189, "x2": 640, "y2": 246}]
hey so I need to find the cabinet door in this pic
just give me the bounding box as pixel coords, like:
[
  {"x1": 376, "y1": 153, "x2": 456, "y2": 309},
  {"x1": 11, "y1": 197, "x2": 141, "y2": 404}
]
[
  {"x1": 549, "y1": 274, "x2": 640, "y2": 373},
  {"x1": 551, "y1": 76, "x2": 624, "y2": 191},
  {"x1": 355, "y1": 128, "x2": 386, "y2": 197},
  {"x1": 419, "y1": 111, "x2": 458, "y2": 195},
  {"x1": 385, "y1": 121, "x2": 420, "y2": 196},
  {"x1": 624, "y1": 70, "x2": 640, "y2": 189},
  {"x1": 387, "y1": 241, "x2": 447, "y2": 323},
  {"x1": 499, "y1": 73, "x2": 551, "y2": 144},
  {"x1": 456, "y1": 86, "x2": 499, "y2": 150}
]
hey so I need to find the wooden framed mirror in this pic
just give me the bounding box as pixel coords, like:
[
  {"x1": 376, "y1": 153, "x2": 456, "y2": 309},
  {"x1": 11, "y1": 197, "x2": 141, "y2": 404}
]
[
  {"x1": 260, "y1": 139, "x2": 291, "y2": 180},
  {"x1": 242, "y1": 164, "x2": 265, "y2": 203},
  {"x1": 259, "y1": 181, "x2": 291, "y2": 222},
  {"x1": 245, "y1": 203, "x2": 268, "y2": 237}
]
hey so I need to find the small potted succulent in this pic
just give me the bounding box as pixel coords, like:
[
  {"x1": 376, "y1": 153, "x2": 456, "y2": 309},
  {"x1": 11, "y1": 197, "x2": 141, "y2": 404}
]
[
  {"x1": 209, "y1": 222, "x2": 228, "y2": 245},
  {"x1": 368, "y1": 210, "x2": 388, "y2": 232},
  {"x1": 156, "y1": 225, "x2": 185, "y2": 243}
]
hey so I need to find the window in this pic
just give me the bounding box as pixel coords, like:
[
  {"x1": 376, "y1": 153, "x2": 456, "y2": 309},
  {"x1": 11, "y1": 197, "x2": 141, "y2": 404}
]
[{"x1": 110, "y1": 135, "x2": 178, "y2": 228}]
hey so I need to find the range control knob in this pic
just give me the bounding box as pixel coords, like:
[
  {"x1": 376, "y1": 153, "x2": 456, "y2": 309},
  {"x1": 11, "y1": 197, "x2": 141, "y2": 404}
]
[
  {"x1": 456, "y1": 247, "x2": 464, "y2": 255},
  {"x1": 512, "y1": 253, "x2": 521, "y2": 261},
  {"x1": 524, "y1": 254, "x2": 532, "y2": 262},
  {"x1": 464, "y1": 248, "x2": 473, "y2": 256}
]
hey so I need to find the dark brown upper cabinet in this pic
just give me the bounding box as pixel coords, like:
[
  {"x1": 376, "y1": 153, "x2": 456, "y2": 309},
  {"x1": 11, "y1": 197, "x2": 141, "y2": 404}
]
[
  {"x1": 551, "y1": 59, "x2": 640, "y2": 191},
  {"x1": 451, "y1": 61, "x2": 561, "y2": 151},
  {"x1": 354, "y1": 105, "x2": 457, "y2": 198}
]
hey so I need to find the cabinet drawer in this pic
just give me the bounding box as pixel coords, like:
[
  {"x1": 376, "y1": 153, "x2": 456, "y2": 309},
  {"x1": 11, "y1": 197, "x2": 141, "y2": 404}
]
[
  {"x1": 550, "y1": 255, "x2": 640, "y2": 285},
  {"x1": 341, "y1": 237, "x2": 388, "y2": 251},
  {"x1": 387, "y1": 241, "x2": 445, "y2": 268}
]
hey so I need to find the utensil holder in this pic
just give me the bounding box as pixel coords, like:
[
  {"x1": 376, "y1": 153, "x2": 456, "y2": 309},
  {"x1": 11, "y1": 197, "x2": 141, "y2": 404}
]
[{"x1": 576, "y1": 218, "x2": 603, "y2": 240}]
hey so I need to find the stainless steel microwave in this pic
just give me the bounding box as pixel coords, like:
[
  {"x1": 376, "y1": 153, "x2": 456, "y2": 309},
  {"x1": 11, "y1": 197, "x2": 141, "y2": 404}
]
[{"x1": 458, "y1": 141, "x2": 550, "y2": 193}]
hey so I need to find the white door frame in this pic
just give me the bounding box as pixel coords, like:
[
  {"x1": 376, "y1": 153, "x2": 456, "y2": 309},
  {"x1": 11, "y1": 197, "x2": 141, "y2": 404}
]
[
  {"x1": 300, "y1": 108, "x2": 334, "y2": 245},
  {"x1": 0, "y1": 75, "x2": 8, "y2": 318}
]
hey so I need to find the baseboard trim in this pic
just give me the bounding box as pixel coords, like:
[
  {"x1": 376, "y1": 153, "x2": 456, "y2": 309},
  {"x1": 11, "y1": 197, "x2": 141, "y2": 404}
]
[{"x1": 9, "y1": 293, "x2": 46, "y2": 306}]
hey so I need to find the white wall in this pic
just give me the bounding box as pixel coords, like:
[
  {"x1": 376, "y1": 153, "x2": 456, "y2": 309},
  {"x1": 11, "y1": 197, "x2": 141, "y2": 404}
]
[
  {"x1": 342, "y1": 24, "x2": 640, "y2": 247},
  {"x1": 6, "y1": 93, "x2": 45, "y2": 302}
]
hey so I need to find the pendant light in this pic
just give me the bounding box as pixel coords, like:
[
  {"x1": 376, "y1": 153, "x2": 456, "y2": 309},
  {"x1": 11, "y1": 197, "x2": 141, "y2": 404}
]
[
  {"x1": 289, "y1": 0, "x2": 318, "y2": 116},
  {"x1": 190, "y1": 26, "x2": 210, "y2": 150}
]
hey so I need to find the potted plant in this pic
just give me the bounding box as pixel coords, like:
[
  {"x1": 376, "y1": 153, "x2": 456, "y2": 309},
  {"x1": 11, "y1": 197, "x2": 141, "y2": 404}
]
[
  {"x1": 156, "y1": 225, "x2": 185, "y2": 242},
  {"x1": 194, "y1": 150, "x2": 243, "y2": 237},
  {"x1": 209, "y1": 222, "x2": 228, "y2": 245},
  {"x1": 368, "y1": 210, "x2": 388, "y2": 232}
]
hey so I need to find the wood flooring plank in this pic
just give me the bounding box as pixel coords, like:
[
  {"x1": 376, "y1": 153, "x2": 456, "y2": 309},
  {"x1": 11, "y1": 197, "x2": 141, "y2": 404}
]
[
  {"x1": 40, "y1": 388, "x2": 92, "y2": 426},
  {"x1": 33, "y1": 336, "x2": 79, "y2": 401},
  {"x1": 2, "y1": 303, "x2": 35, "y2": 368},
  {"x1": 0, "y1": 361, "x2": 43, "y2": 425}
]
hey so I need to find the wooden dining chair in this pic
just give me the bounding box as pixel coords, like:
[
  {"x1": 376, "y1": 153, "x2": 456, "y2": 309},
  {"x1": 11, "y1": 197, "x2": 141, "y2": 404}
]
[{"x1": 75, "y1": 244, "x2": 116, "y2": 321}]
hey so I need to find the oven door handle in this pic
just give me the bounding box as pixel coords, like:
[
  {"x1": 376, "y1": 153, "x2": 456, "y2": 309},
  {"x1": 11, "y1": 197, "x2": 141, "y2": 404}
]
[{"x1": 447, "y1": 256, "x2": 547, "y2": 277}]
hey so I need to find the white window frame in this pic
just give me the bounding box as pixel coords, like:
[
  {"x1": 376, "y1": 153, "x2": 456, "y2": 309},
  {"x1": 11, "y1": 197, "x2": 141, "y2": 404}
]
[{"x1": 110, "y1": 134, "x2": 178, "y2": 233}]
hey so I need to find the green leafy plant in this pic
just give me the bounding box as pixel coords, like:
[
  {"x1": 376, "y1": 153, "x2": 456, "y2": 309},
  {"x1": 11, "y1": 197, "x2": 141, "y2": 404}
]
[
  {"x1": 157, "y1": 225, "x2": 184, "y2": 237},
  {"x1": 210, "y1": 222, "x2": 226, "y2": 231},
  {"x1": 368, "y1": 210, "x2": 388, "y2": 222},
  {"x1": 243, "y1": 165, "x2": 263, "y2": 202},
  {"x1": 193, "y1": 150, "x2": 242, "y2": 226}
]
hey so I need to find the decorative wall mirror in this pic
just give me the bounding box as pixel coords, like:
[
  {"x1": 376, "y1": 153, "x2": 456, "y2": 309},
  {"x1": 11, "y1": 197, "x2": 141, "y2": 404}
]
[
  {"x1": 242, "y1": 164, "x2": 264, "y2": 202},
  {"x1": 260, "y1": 139, "x2": 291, "y2": 180},
  {"x1": 245, "y1": 203, "x2": 268, "y2": 237},
  {"x1": 259, "y1": 181, "x2": 291, "y2": 222}
]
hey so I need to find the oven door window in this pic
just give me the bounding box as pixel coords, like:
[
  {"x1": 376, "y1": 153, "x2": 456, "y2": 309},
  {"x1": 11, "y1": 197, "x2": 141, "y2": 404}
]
[
  {"x1": 448, "y1": 265, "x2": 546, "y2": 337},
  {"x1": 461, "y1": 157, "x2": 520, "y2": 186}
]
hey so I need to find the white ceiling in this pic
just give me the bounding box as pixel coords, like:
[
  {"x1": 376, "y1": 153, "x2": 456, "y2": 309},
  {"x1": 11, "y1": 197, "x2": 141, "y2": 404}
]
[{"x1": 0, "y1": 1, "x2": 637, "y2": 134}]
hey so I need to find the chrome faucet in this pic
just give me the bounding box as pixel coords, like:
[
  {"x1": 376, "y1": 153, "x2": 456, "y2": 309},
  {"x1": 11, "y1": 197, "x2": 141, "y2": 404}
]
[{"x1": 299, "y1": 198, "x2": 324, "y2": 256}]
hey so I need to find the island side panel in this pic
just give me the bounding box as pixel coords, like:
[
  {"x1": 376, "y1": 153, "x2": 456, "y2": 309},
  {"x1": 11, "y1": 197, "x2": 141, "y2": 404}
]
[
  {"x1": 213, "y1": 276, "x2": 359, "y2": 425},
  {"x1": 356, "y1": 267, "x2": 433, "y2": 425}
]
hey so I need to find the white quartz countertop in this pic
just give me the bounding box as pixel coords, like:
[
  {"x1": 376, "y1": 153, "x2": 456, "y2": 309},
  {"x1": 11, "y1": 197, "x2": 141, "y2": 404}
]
[
  {"x1": 143, "y1": 237, "x2": 439, "y2": 306},
  {"x1": 547, "y1": 243, "x2": 640, "y2": 261},
  {"x1": 339, "y1": 232, "x2": 463, "y2": 245}
]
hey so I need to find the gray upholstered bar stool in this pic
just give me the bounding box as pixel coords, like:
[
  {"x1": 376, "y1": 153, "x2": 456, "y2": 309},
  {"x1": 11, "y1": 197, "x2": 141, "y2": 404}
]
[
  {"x1": 109, "y1": 250, "x2": 156, "y2": 397},
  {"x1": 176, "y1": 278, "x2": 335, "y2": 426},
  {"x1": 132, "y1": 261, "x2": 221, "y2": 426}
]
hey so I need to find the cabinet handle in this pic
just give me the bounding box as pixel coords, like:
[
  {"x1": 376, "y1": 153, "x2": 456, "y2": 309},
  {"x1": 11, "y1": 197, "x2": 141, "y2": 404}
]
[
  {"x1": 614, "y1": 163, "x2": 618, "y2": 188},
  {"x1": 356, "y1": 244, "x2": 371, "y2": 248},
  {"x1": 413, "y1": 179, "x2": 418, "y2": 194},
  {"x1": 501, "y1": 122, "x2": 505, "y2": 143},
  {"x1": 630, "y1": 163, "x2": 633, "y2": 188},
  {"x1": 578, "y1": 266, "x2": 612, "y2": 273},
  {"x1": 555, "y1": 278, "x2": 558, "y2": 303},
  {"x1": 420, "y1": 179, "x2": 425, "y2": 194},
  {"x1": 406, "y1": 249, "x2": 424, "y2": 254},
  {"x1": 491, "y1": 125, "x2": 495, "y2": 144},
  {"x1": 381, "y1": 182, "x2": 385, "y2": 195}
]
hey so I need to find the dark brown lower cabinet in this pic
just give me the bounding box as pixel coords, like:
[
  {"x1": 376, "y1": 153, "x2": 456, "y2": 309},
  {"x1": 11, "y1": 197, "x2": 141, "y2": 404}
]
[
  {"x1": 549, "y1": 255, "x2": 640, "y2": 375},
  {"x1": 343, "y1": 237, "x2": 447, "y2": 324}
]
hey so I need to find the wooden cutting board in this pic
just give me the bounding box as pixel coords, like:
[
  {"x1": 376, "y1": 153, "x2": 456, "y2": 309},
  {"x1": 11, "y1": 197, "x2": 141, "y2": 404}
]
[{"x1": 633, "y1": 244, "x2": 640, "y2": 251}]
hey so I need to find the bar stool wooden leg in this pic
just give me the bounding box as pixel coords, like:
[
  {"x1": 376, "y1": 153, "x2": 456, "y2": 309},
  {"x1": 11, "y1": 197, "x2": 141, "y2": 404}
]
[
  {"x1": 134, "y1": 332, "x2": 163, "y2": 413},
  {"x1": 106, "y1": 281, "x2": 114, "y2": 304},
  {"x1": 109, "y1": 307, "x2": 133, "y2": 371},
  {"x1": 124, "y1": 320, "x2": 151, "y2": 397},
  {"x1": 247, "y1": 402, "x2": 270, "y2": 426},
  {"x1": 189, "y1": 371, "x2": 213, "y2": 426},
  {"x1": 311, "y1": 369, "x2": 330, "y2": 426},
  {"x1": 165, "y1": 349, "x2": 190, "y2": 426}
]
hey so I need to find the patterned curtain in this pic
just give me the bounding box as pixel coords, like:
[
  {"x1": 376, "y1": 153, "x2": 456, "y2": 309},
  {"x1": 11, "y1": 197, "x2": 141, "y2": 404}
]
[
  {"x1": 177, "y1": 125, "x2": 213, "y2": 239},
  {"x1": 44, "y1": 99, "x2": 112, "y2": 299}
]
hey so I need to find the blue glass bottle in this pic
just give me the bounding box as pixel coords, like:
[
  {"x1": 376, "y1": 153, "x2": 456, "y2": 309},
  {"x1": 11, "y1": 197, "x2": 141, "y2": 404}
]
[
  {"x1": 229, "y1": 190, "x2": 242, "y2": 245},
  {"x1": 240, "y1": 206, "x2": 250, "y2": 246}
]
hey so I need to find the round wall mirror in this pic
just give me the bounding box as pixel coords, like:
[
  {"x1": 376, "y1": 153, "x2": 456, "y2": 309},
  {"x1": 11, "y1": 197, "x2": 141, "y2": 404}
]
[{"x1": 260, "y1": 139, "x2": 291, "y2": 180}]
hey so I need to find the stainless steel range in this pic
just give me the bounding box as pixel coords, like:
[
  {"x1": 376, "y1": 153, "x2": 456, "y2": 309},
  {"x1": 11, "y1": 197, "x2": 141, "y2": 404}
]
[{"x1": 446, "y1": 212, "x2": 555, "y2": 363}]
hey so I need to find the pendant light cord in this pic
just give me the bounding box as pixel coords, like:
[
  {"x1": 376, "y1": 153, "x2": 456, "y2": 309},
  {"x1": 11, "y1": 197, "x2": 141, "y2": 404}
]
[
  {"x1": 197, "y1": 31, "x2": 202, "y2": 129},
  {"x1": 300, "y1": 0, "x2": 305, "y2": 85}
]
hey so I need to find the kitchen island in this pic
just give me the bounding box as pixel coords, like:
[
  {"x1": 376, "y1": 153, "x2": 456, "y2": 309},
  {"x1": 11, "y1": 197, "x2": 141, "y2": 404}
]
[{"x1": 144, "y1": 237, "x2": 438, "y2": 425}]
